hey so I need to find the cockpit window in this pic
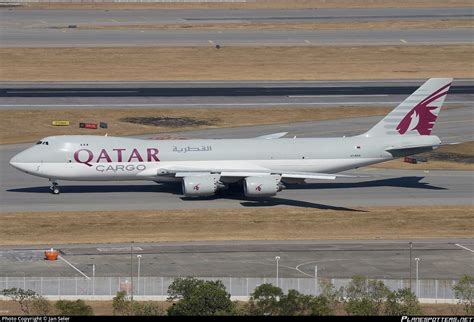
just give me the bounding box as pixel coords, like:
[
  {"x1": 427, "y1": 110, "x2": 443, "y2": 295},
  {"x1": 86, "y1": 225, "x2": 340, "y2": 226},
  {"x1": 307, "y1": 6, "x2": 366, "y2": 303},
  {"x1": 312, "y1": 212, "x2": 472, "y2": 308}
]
[
  {"x1": 36, "y1": 141, "x2": 42, "y2": 145},
  {"x1": 35, "y1": 141, "x2": 48, "y2": 145}
]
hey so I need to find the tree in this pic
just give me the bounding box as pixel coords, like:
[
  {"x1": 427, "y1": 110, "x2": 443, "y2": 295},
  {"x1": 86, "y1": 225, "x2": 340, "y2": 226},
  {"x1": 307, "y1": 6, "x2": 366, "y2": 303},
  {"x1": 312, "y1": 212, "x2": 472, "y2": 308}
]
[
  {"x1": 248, "y1": 283, "x2": 284, "y2": 315},
  {"x1": 167, "y1": 278, "x2": 235, "y2": 316},
  {"x1": 2, "y1": 288, "x2": 38, "y2": 315},
  {"x1": 278, "y1": 289, "x2": 313, "y2": 315},
  {"x1": 31, "y1": 296, "x2": 52, "y2": 315},
  {"x1": 343, "y1": 275, "x2": 390, "y2": 316},
  {"x1": 112, "y1": 291, "x2": 163, "y2": 316},
  {"x1": 309, "y1": 295, "x2": 333, "y2": 316},
  {"x1": 55, "y1": 300, "x2": 93, "y2": 316},
  {"x1": 320, "y1": 280, "x2": 343, "y2": 313},
  {"x1": 167, "y1": 277, "x2": 205, "y2": 301},
  {"x1": 384, "y1": 288, "x2": 422, "y2": 316},
  {"x1": 453, "y1": 275, "x2": 473, "y2": 315},
  {"x1": 112, "y1": 291, "x2": 132, "y2": 315},
  {"x1": 277, "y1": 289, "x2": 333, "y2": 316}
]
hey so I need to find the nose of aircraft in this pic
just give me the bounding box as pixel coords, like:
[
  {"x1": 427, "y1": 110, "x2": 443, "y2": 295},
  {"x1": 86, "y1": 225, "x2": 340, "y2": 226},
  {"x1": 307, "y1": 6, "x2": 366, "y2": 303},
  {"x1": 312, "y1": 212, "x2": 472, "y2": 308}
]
[
  {"x1": 9, "y1": 152, "x2": 23, "y2": 170},
  {"x1": 9, "y1": 150, "x2": 33, "y2": 172}
]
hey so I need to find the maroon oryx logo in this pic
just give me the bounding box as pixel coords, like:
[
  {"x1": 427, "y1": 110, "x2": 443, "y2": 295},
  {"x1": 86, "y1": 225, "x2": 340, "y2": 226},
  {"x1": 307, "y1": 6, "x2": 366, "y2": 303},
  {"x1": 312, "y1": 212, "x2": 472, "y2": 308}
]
[
  {"x1": 396, "y1": 82, "x2": 451, "y2": 135},
  {"x1": 255, "y1": 184, "x2": 262, "y2": 192},
  {"x1": 193, "y1": 184, "x2": 200, "y2": 191}
]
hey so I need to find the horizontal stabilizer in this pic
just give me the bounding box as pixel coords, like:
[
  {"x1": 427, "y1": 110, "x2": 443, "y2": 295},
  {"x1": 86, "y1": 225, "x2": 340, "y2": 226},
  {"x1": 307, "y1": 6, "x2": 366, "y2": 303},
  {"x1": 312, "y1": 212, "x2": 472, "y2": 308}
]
[
  {"x1": 385, "y1": 144, "x2": 439, "y2": 152},
  {"x1": 255, "y1": 132, "x2": 288, "y2": 139}
]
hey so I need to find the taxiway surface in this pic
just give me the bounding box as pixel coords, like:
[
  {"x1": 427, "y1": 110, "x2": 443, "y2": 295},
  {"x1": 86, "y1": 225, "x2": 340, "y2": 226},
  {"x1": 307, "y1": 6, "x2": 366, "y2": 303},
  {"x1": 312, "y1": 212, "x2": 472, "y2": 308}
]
[
  {"x1": 1, "y1": 7, "x2": 472, "y2": 46},
  {"x1": 1, "y1": 239, "x2": 473, "y2": 279}
]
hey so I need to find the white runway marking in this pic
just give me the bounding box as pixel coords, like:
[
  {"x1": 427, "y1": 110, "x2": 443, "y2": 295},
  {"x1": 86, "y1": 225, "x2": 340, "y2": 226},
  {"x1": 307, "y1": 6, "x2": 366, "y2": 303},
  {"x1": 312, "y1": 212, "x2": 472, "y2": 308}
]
[
  {"x1": 288, "y1": 94, "x2": 389, "y2": 98},
  {"x1": 400, "y1": 39, "x2": 407, "y2": 43},
  {"x1": 455, "y1": 244, "x2": 474, "y2": 253},
  {"x1": 6, "y1": 90, "x2": 138, "y2": 94},
  {"x1": 58, "y1": 255, "x2": 90, "y2": 279},
  {"x1": 295, "y1": 259, "x2": 347, "y2": 277}
]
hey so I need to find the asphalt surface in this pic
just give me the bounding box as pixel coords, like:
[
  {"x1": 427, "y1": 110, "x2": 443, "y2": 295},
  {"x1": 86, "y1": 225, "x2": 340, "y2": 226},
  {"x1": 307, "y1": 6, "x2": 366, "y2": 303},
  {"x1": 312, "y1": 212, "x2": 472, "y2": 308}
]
[
  {"x1": 1, "y1": 240, "x2": 473, "y2": 279},
  {"x1": 1, "y1": 79, "x2": 473, "y2": 109},
  {"x1": 1, "y1": 8, "x2": 472, "y2": 47},
  {"x1": 1, "y1": 104, "x2": 472, "y2": 213},
  {"x1": 1, "y1": 28, "x2": 471, "y2": 47},
  {"x1": 2, "y1": 83, "x2": 473, "y2": 97},
  {"x1": 2, "y1": 8, "x2": 471, "y2": 25}
]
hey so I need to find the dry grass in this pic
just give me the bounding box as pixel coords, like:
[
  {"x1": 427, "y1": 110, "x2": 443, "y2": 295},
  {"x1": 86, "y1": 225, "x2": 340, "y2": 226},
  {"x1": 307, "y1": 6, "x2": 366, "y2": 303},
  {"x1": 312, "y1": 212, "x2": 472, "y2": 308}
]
[
  {"x1": 0, "y1": 106, "x2": 393, "y2": 145},
  {"x1": 0, "y1": 300, "x2": 465, "y2": 316},
  {"x1": 0, "y1": 300, "x2": 171, "y2": 316},
  {"x1": 370, "y1": 159, "x2": 474, "y2": 170},
  {"x1": 79, "y1": 20, "x2": 473, "y2": 31},
  {"x1": 436, "y1": 141, "x2": 474, "y2": 155},
  {"x1": 1, "y1": 206, "x2": 472, "y2": 246},
  {"x1": 1, "y1": 45, "x2": 472, "y2": 81},
  {"x1": 19, "y1": 0, "x2": 474, "y2": 10}
]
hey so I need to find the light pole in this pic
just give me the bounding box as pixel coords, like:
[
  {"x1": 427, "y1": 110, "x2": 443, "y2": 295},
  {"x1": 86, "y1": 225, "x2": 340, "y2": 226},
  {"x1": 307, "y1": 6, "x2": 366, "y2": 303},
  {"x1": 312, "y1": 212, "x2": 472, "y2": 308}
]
[
  {"x1": 275, "y1": 256, "x2": 280, "y2": 288},
  {"x1": 409, "y1": 242, "x2": 413, "y2": 291},
  {"x1": 314, "y1": 265, "x2": 318, "y2": 295},
  {"x1": 130, "y1": 241, "x2": 134, "y2": 300},
  {"x1": 415, "y1": 257, "x2": 420, "y2": 298},
  {"x1": 92, "y1": 264, "x2": 95, "y2": 296},
  {"x1": 137, "y1": 255, "x2": 142, "y2": 295}
]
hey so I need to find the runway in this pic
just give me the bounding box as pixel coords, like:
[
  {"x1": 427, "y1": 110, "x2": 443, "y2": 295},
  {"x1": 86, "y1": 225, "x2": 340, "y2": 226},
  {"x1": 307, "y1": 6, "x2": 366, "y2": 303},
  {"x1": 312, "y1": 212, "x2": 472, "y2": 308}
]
[
  {"x1": 1, "y1": 79, "x2": 473, "y2": 109},
  {"x1": 1, "y1": 105, "x2": 472, "y2": 213},
  {"x1": 1, "y1": 8, "x2": 472, "y2": 47},
  {"x1": 1, "y1": 239, "x2": 473, "y2": 279},
  {"x1": 2, "y1": 8, "x2": 471, "y2": 25}
]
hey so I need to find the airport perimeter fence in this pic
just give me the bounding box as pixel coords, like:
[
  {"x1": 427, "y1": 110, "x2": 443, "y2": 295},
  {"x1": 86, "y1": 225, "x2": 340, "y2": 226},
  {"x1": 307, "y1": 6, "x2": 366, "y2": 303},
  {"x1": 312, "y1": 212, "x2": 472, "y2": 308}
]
[{"x1": 0, "y1": 276, "x2": 459, "y2": 303}]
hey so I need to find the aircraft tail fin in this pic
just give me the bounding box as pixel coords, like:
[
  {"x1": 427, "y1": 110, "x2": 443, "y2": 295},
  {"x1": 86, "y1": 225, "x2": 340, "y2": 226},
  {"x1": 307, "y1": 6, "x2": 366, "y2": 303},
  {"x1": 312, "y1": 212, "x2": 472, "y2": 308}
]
[{"x1": 362, "y1": 78, "x2": 453, "y2": 137}]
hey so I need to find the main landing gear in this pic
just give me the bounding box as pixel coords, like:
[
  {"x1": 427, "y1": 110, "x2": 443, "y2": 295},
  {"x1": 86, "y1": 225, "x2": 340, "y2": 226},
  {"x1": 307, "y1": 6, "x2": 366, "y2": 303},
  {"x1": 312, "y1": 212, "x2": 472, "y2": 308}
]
[{"x1": 49, "y1": 181, "x2": 60, "y2": 195}]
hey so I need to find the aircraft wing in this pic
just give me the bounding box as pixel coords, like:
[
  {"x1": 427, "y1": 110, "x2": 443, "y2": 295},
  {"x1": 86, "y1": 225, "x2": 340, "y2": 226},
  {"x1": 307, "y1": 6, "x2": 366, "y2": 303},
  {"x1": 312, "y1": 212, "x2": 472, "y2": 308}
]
[
  {"x1": 173, "y1": 171, "x2": 339, "y2": 180},
  {"x1": 138, "y1": 165, "x2": 359, "y2": 181}
]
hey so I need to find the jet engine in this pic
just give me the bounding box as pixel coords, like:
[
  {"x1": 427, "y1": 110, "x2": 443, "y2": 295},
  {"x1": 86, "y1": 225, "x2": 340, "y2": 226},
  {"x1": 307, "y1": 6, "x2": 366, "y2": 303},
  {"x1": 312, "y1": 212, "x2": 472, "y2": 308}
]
[
  {"x1": 243, "y1": 175, "x2": 282, "y2": 197},
  {"x1": 182, "y1": 175, "x2": 221, "y2": 197}
]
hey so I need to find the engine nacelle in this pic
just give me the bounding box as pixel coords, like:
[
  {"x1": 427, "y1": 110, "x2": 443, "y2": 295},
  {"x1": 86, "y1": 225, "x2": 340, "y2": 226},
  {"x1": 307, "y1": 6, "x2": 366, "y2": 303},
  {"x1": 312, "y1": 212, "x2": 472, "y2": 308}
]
[
  {"x1": 243, "y1": 175, "x2": 282, "y2": 197},
  {"x1": 182, "y1": 175, "x2": 220, "y2": 197}
]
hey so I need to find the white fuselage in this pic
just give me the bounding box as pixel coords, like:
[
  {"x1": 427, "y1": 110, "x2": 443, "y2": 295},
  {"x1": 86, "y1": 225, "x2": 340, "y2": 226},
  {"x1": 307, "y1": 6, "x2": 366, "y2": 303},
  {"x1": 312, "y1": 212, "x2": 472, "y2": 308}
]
[{"x1": 9, "y1": 134, "x2": 440, "y2": 182}]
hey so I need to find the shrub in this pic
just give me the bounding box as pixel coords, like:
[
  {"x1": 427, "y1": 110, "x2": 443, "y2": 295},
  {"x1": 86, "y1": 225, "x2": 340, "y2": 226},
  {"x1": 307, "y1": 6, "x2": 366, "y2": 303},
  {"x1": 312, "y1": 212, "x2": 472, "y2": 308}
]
[
  {"x1": 453, "y1": 275, "x2": 473, "y2": 315},
  {"x1": 55, "y1": 300, "x2": 93, "y2": 316},
  {"x1": 167, "y1": 278, "x2": 235, "y2": 316},
  {"x1": 384, "y1": 288, "x2": 422, "y2": 315}
]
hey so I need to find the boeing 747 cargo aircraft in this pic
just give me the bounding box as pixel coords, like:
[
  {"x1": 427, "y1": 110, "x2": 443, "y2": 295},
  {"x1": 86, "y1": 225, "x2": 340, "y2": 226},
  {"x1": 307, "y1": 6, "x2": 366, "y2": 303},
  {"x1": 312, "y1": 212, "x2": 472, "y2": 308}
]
[{"x1": 10, "y1": 78, "x2": 452, "y2": 197}]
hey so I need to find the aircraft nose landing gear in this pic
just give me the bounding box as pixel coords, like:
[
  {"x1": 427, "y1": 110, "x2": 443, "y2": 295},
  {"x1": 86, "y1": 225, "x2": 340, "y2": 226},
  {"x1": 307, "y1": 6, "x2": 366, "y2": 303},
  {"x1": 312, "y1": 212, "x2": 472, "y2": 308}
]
[{"x1": 49, "y1": 181, "x2": 60, "y2": 195}]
